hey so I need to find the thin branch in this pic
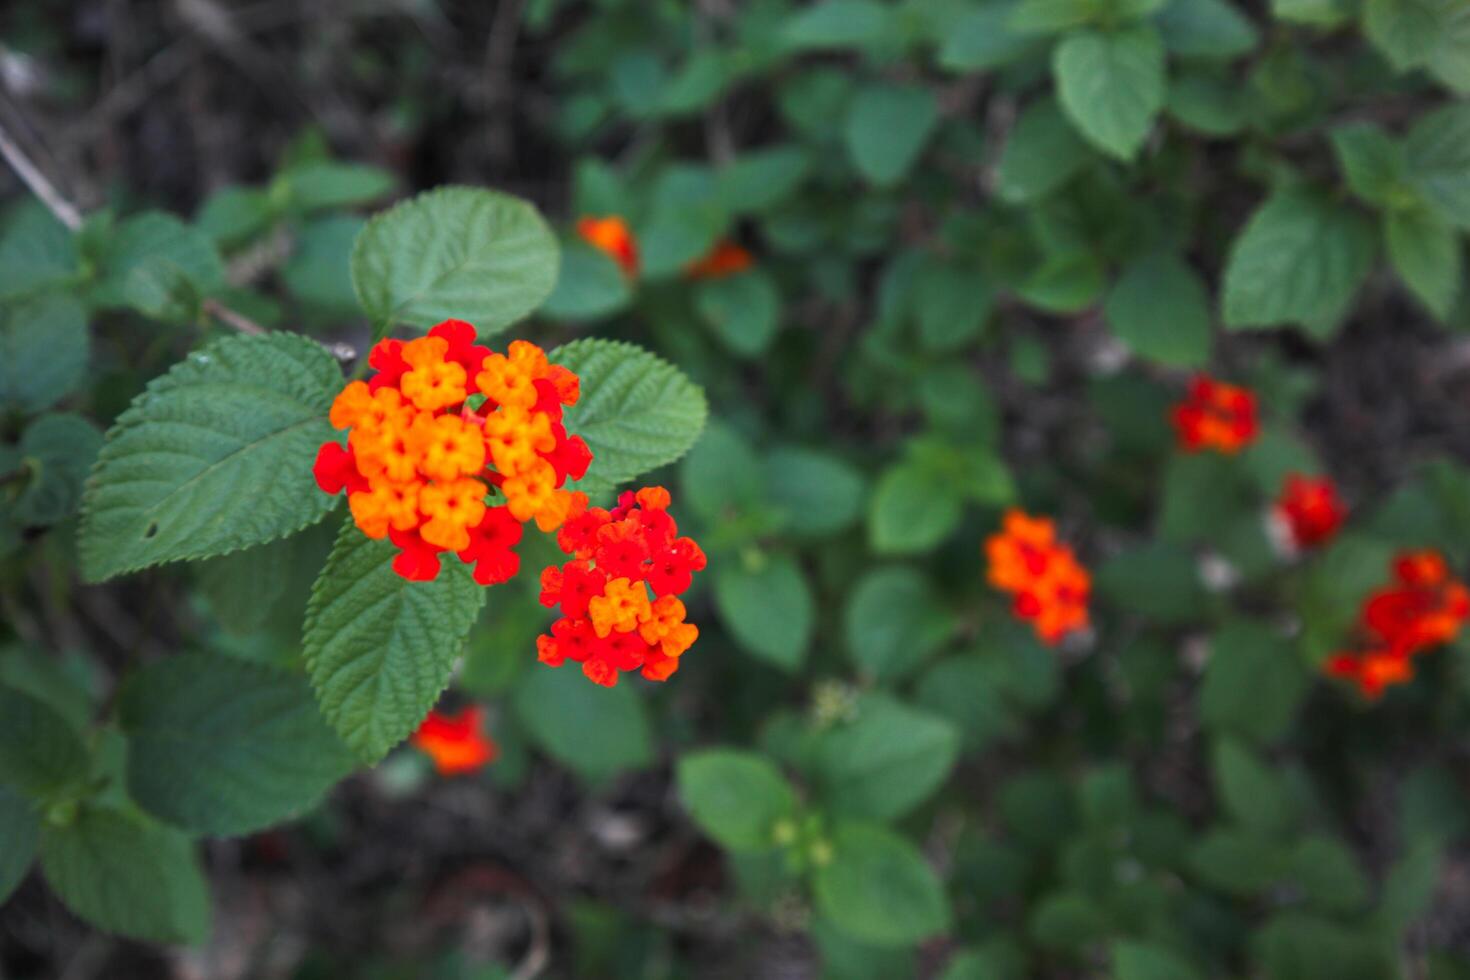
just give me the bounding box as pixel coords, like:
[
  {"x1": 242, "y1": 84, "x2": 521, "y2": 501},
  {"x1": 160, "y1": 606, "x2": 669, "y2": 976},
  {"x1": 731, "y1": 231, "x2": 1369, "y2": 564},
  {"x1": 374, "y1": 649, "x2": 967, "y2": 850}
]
[
  {"x1": 201, "y1": 297, "x2": 267, "y2": 336},
  {"x1": 0, "y1": 119, "x2": 81, "y2": 230}
]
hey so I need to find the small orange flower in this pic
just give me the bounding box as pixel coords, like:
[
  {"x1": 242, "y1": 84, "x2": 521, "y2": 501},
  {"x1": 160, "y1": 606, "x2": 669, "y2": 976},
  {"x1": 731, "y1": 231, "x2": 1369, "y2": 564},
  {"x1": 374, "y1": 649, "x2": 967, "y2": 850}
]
[
  {"x1": 985, "y1": 509, "x2": 1090, "y2": 645},
  {"x1": 685, "y1": 239, "x2": 753, "y2": 279},
  {"x1": 1273, "y1": 473, "x2": 1346, "y2": 550},
  {"x1": 412, "y1": 707, "x2": 497, "y2": 776},
  {"x1": 577, "y1": 216, "x2": 639, "y2": 278},
  {"x1": 1171, "y1": 375, "x2": 1258, "y2": 454}
]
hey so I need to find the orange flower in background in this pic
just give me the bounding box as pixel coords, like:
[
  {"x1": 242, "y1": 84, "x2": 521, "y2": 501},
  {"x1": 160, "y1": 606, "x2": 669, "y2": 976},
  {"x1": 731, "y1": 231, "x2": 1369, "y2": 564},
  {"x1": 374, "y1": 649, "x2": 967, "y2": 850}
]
[
  {"x1": 1326, "y1": 550, "x2": 1470, "y2": 700},
  {"x1": 1171, "y1": 375, "x2": 1258, "y2": 454},
  {"x1": 536, "y1": 486, "x2": 706, "y2": 687},
  {"x1": 1274, "y1": 473, "x2": 1346, "y2": 550},
  {"x1": 685, "y1": 239, "x2": 753, "y2": 279},
  {"x1": 985, "y1": 509, "x2": 1091, "y2": 645},
  {"x1": 577, "y1": 215, "x2": 639, "y2": 278},
  {"x1": 313, "y1": 319, "x2": 593, "y2": 583},
  {"x1": 412, "y1": 707, "x2": 497, "y2": 776}
]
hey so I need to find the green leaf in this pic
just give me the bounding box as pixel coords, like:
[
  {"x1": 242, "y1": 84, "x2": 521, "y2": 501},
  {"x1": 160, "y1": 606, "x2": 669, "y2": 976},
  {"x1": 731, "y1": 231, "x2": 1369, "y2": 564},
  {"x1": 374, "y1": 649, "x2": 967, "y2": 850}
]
[
  {"x1": 0, "y1": 785, "x2": 37, "y2": 903},
  {"x1": 0, "y1": 202, "x2": 80, "y2": 302},
  {"x1": 1053, "y1": 26, "x2": 1166, "y2": 161},
  {"x1": 282, "y1": 215, "x2": 365, "y2": 313},
  {"x1": 845, "y1": 566, "x2": 956, "y2": 680},
  {"x1": 676, "y1": 750, "x2": 797, "y2": 851},
  {"x1": 1212, "y1": 737, "x2": 1296, "y2": 835},
  {"x1": 1330, "y1": 123, "x2": 1407, "y2": 207},
  {"x1": 1030, "y1": 892, "x2": 1108, "y2": 950},
  {"x1": 939, "y1": 2, "x2": 1043, "y2": 71},
  {"x1": 196, "y1": 535, "x2": 297, "y2": 635},
  {"x1": 1364, "y1": 0, "x2": 1470, "y2": 92},
  {"x1": 695, "y1": 270, "x2": 782, "y2": 357},
  {"x1": 1254, "y1": 914, "x2": 1399, "y2": 980},
  {"x1": 714, "y1": 554, "x2": 815, "y2": 671},
  {"x1": 844, "y1": 84, "x2": 940, "y2": 187},
  {"x1": 1273, "y1": 0, "x2": 1351, "y2": 25},
  {"x1": 9, "y1": 414, "x2": 102, "y2": 527},
  {"x1": 812, "y1": 694, "x2": 959, "y2": 822},
  {"x1": 0, "y1": 646, "x2": 93, "y2": 732},
  {"x1": 1377, "y1": 841, "x2": 1442, "y2": 933},
  {"x1": 814, "y1": 822, "x2": 951, "y2": 947},
  {"x1": 1156, "y1": 0, "x2": 1259, "y2": 58},
  {"x1": 869, "y1": 461, "x2": 964, "y2": 555},
  {"x1": 0, "y1": 684, "x2": 90, "y2": 797},
  {"x1": 915, "y1": 655, "x2": 1017, "y2": 752},
  {"x1": 350, "y1": 186, "x2": 558, "y2": 334},
  {"x1": 915, "y1": 258, "x2": 993, "y2": 352},
  {"x1": 1167, "y1": 72, "x2": 1249, "y2": 136},
  {"x1": 1188, "y1": 827, "x2": 1286, "y2": 895},
  {"x1": 782, "y1": 0, "x2": 898, "y2": 49},
  {"x1": 1018, "y1": 251, "x2": 1106, "y2": 312},
  {"x1": 764, "y1": 447, "x2": 866, "y2": 537},
  {"x1": 196, "y1": 186, "x2": 273, "y2": 248},
  {"x1": 78, "y1": 333, "x2": 341, "y2": 582},
  {"x1": 39, "y1": 806, "x2": 209, "y2": 944},
  {"x1": 716, "y1": 145, "x2": 812, "y2": 213},
  {"x1": 119, "y1": 652, "x2": 356, "y2": 835},
  {"x1": 1096, "y1": 542, "x2": 1208, "y2": 624},
  {"x1": 1112, "y1": 941, "x2": 1205, "y2": 980},
  {"x1": 1200, "y1": 621, "x2": 1307, "y2": 745},
  {"x1": 512, "y1": 666, "x2": 653, "y2": 782},
  {"x1": 1104, "y1": 252, "x2": 1212, "y2": 367},
  {"x1": 638, "y1": 166, "x2": 728, "y2": 277},
  {"x1": 1404, "y1": 104, "x2": 1470, "y2": 229},
  {"x1": 0, "y1": 293, "x2": 88, "y2": 414},
  {"x1": 997, "y1": 98, "x2": 1093, "y2": 204},
  {"x1": 552, "y1": 339, "x2": 708, "y2": 493},
  {"x1": 1011, "y1": 0, "x2": 1107, "y2": 33},
  {"x1": 277, "y1": 162, "x2": 393, "y2": 212},
  {"x1": 92, "y1": 212, "x2": 224, "y2": 308},
  {"x1": 1288, "y1": 836, "x2": 1369, "y2": 914},
  {"x1": 681, "y1": 421, "x2": 764, "y2": 522},
  {"x1": 1221, "y1": 189, "x2": 1376, "y2": 335},
  {"x1": 303, "y1": 520, "x2": 486, "y2": 763},
  {"x1": 539, "y1": 241, "x2": 631, "y2": 321},
  {"x1": 1387, "y1": 207, "x2": 1462, "y2": 320}
]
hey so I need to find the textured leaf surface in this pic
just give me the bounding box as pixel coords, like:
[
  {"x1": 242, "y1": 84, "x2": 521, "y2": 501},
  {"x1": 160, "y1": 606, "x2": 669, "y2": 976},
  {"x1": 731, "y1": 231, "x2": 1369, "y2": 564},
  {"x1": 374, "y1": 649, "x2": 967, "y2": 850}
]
[
  {"x1": 814, "y1": 822, "x2": 951, "y2": 946},
  {"x1": 0, "y1": 293, "x2": 88, "y2": 414},
  {"x1": 303, "y1": 520, "x2": 485, "y2": 763},
  {"x1": 92, "y1": 212, "x2": 224, "y2": 308},
  {"x1": 39, "y1": 806, "x2": 209, "y2": 944},
  {"x1": 1054, "y1": 27, "x2": 1165, "y2": 161},
  {"x1": 1387, "y1": 207, "x2": 1460, "y2": 319},
  {"x1": 552, "y1": 339, "x2": 708, "y2": 493},
  {"x1": 1406, "y1": 104, "x2": 1470, "y2": 229},
  {"x1": 677, "y1": 750, "x2": 797, "y2": 851},
  {"x1": 78, "y1": 333, "x2": 340, "y2": 582},
  {"x1": 120, "y1": 653, "x2": 357, "y2": 835},
  {"x1": 351, "y1": 186, "x2": 557, "y2": 333}
]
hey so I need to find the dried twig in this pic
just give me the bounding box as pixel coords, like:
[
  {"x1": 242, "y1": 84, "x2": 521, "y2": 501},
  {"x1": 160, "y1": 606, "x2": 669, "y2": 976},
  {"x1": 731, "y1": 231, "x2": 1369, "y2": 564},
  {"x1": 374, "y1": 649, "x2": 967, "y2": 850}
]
[{"x1": 0, "y1": 119, "x2": 81, "y2": 230}]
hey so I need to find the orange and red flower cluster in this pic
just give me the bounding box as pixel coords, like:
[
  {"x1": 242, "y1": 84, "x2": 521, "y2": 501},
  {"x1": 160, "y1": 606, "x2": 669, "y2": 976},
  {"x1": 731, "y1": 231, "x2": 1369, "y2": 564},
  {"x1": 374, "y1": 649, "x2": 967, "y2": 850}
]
[
  {"x1": 313, "y1": 319, "x2": 593, "y2": 583},
  {"x1": 577, "y1": 216, "x2": 639, "y2": 278},
  {"x1": 1172, "y1": 375, "x2": 1258, "y2": 454},
  {"x1": 412, "y1": 706, "x2": 497, "y2": 776},
  {"x1": 536, "y1": 486, "x2": 707, "y2": 687},
  {"x1": 1327, "y1": 551, "x2": 1470, "y2": 699},
  {"x1": 985, "y1": 509, "x2": 1091, "y2": 645},
  {"x1": 685, "y1": 239, "x2": 753, "y2": 279},
  {"x1": 1273, "y1": 473, "x2": 1346, "y2": 550}
]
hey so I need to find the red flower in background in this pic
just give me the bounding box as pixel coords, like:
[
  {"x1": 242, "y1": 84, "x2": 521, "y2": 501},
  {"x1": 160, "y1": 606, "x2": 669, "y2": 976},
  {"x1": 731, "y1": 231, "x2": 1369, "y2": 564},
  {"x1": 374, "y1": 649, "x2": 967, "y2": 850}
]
[
  {"x1": 685, "y1": 239, "x2": 753, "y2": 279},
  {"x1": 577, "y1": 216, "x2": 640, "y2": 278},
  {"x1": 984, "y1": 509, "x2": 1091, "y2": 645},
  {"x1": 1326, "y1": 550, "x2": 1470, "y2": 700},
  {"x1": 1274, "y1": 473, "x2": 1346, "y2": 550},
  {"x1": 536, "y1": 486, "x2": 706, "y2": 687},
  {"x1": 1171, "y1": 375, "x2": 1258, "y2": 454},
  {"x1": 412, "y1": 707, "x2": 497, "y2": 776}
]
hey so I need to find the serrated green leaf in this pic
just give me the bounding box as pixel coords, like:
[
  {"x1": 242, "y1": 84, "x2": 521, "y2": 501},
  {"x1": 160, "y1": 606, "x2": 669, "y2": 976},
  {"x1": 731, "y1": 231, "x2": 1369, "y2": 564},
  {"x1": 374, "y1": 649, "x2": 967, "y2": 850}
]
[
  {"x1": 714, "y1": 554, "x2": 815, "y2": 671},
  {"x1": 512, "y1": 665, "x2": 652, "y2": 781},
  {"x1": 997, "y1": 98, "x2": 1093, "y2": 204},
  {"x1": 278, "y1": 162, "x2": 394, "y2": 213},
  {"x1": 1405, "y1": 104, "x2": 1470, "y2": 229},
  {"x1": 552, "y1": 339, "x2": 708, "y2": 494},
  {"x1": 812, "y1": 694, "x2": 959, "y2": 822},
  {"x1": 0, "y1": 293, "x2": 88, "y2": 414},
  {"x1": 1221, "y1": 189, "x2": 1376, "y2": 335},
  {"x1": 677, "y1": 750, "x2": 797, "y2": 851},
  {"x1": 39, "y1": 806, "x2": 209, "y2": 944},
  {"x1": 303, "y1": 519, "x2": 486, "y2": 762},
  {"x1": 814, "y1": 822, "x2": 951, "y2": 947},
  {"x1": 119, "y1": 652, "x2": 356, "y2": 835},
  {"x1": 1054, "y1": 26, "x2": 1165, "y2": 161},
  {"x1": 92, "y1": 212, "x2": 224, "y2": 309},
  {"x1": 1387, "y1": 207, "x2": 1461, "y2": 320},
  {"x1": 845, "y1": 566, "x2": 956, "y2": 680},
  {"x1": 351, "y1": 186, "x2": 558, "y2": 334},
  {"x1": 844, "y1": 84, "x2": 940, "y2": 187},
  {"x1": 1364, "y1": 0, "x2": 1470, "y2": 92},
  {"x1": 0, "y1": 201, "x2": 80, "y2": 303},
  {"x1": 1104, "y1": 252, "x2": 1212, "y2": 367},
  {"x1": 0, "y1": 684, "x2": 90, "y2": 798},
  {"x1": 0, "y1": 785, "x2": 37, "y2": 904},
  {"x1": 695, "y1": 270, "x2": 782, "y2": 357},
  {"x1": 1330, "y1": 123, "x2": 1407, "y2": 207},
  {"x1": 9, "y1": 414, "x2": 102, "y2": 527},
  {"x1": 78, "y1": 333, "x2": 341, "y2": 582}
]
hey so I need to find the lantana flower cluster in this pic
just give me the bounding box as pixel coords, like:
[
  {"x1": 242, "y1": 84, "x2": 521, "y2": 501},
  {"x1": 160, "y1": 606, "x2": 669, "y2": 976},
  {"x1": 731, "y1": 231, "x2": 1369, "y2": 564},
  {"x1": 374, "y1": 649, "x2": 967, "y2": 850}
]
[
  {"x1": 537, "y1": 486, "x2": 707, "y2": 687},
  {"x1": 412, "y1": 707, "x2": 497, "y2": 776},
  {"x1": 312, "y1": 319, "x2": 592, "y2": 583},
  {"x1": 1171, "y1": 374, "x2": 1258, "y2": 454},
  {"x1": 576, "y1": 214, "x2": 753, "y2": 282},
  {"x1": 1273, "y1": 473, "x2": 1347, "y2": 551},
  {"x1": 1328, "y1": 551, "x2": 1470, "y2": 699},
  {"x1": 985, "y1": 509, "x2": 1091, "y2": 645}
]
